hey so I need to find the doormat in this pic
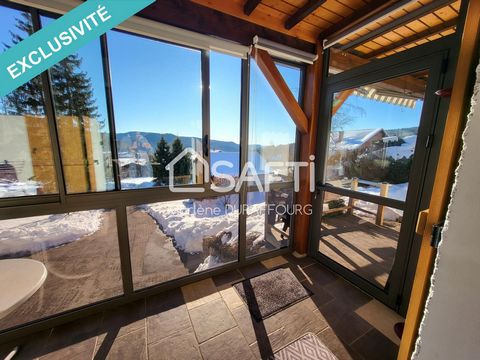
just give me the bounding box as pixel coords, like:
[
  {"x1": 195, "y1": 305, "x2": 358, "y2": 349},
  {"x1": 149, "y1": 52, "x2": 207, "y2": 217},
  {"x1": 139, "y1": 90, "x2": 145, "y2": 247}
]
[
  {"x1": 273, "y1": 333, "x2": 338, "y2": 360},
  {"x1": 233, "y1": 267, "x2": 312, "y2": 321}
]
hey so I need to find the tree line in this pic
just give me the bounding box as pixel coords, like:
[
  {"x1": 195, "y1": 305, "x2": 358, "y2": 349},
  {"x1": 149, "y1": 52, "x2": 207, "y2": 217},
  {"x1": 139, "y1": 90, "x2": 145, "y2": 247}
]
[{"x1": 152, "y1": 137, "x2": 191, "y2": 184}]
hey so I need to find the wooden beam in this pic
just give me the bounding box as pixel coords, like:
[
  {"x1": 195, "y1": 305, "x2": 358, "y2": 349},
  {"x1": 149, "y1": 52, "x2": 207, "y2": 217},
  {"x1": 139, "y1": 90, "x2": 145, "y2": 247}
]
[
  {"x1": 329, "y1": 50, "x2": 427, "y2": 95},
  {"x1": 285, "y1": 0, "x2": 326, "y2": 30},
  {"x1": 243, "y1": 0, "x2": 261, "y2": 16},
  {"x1": 293, "y1": 43, "x2": 323, "y2": 255},
  {"x1": 331, "y1": 89, "x2": 354, "y2": 115},
  {"x1": 139, "y1": 0, "x2": 315, "y2": 52},
  {"x1": 366, "y1": 19, "x2": 458, "y2": 59},
  {"x1": 397, "y1": 0, "x2": 480, "y2": 359},
  {"x1": 190, "y1": 0, "x2": 319, "y2": 43},
  {"x1": 251, "y1": 48, "x2": 309, "y2": 134},
  {"x1": 318, "y1": 0, "x2": 399, "y2": 40},
  {"x1": 334, "y1": 0, "x2": 455, "y2": 51}
]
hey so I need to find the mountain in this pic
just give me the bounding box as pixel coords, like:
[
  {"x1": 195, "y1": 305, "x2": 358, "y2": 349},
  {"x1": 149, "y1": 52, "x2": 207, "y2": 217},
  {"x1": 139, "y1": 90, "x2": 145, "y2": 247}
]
[{"x1": 116, "y1": 132, "x2": 240, "y2": 154}]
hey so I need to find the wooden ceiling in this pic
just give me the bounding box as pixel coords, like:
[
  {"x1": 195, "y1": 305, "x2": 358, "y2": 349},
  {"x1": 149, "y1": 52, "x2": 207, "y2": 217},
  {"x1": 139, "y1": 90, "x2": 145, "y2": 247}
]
[{"x1": 191, "y1": 0, "x2": 461, "y2": 59}]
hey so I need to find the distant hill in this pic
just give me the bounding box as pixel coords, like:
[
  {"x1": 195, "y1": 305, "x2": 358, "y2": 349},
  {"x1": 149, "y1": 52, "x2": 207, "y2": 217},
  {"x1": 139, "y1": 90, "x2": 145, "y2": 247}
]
[
  {"x1": 116, "y1": 132, "x2": 240, "y2": 154},
  {"x1": 385, "y1": 126, "x2": 418, "y2": 138}
]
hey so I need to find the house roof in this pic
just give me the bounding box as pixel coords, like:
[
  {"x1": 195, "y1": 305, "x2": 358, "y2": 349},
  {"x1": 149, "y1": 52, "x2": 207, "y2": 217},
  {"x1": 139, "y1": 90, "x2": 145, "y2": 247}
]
[{"x1": 330, "y1": 128, "x2": 385, "y2": 151}]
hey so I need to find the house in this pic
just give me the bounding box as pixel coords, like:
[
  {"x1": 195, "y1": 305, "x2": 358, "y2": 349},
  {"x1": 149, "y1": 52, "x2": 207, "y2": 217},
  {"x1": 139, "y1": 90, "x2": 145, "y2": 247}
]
[{"x1": 0, "y1": 1, "x2": 479, "y2": 360}]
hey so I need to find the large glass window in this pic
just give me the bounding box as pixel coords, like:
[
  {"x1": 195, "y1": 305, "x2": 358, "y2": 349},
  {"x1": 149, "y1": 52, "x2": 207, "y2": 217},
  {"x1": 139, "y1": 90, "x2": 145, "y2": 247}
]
[
  {"x1": 0, "y1": 209, "x2": 123, "y2": 331},
  {"x1": 210, "y1": 51, "x2": 241, "y2": 183},
  {"x1": 248, "y1": 61, "x2": 298, "y2": 185},
  {"x1": 325, "y1": 71, "x2": 428, "y2": 201},
  {"x1": 0, "y1": 8, "x2": 58, "y2": 198},
  {"x1": 42, "y1": 16, "x2": 115, "y2": 194},
  {"x1": 127, "y1": 195, "x2": 239, "y2": 290},
  {"x1": 108, "y1": 31, "x2": 203, "y2": 190}
]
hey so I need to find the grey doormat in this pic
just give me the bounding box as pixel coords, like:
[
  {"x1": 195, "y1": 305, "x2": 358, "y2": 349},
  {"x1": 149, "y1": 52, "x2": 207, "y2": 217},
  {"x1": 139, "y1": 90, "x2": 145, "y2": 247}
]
[
  {"x1": 233, "y1": 267, "x2": 312, "y2": 321},
  {"x1": 274, "y1": 333, "x2": 338, "y2": 360}
]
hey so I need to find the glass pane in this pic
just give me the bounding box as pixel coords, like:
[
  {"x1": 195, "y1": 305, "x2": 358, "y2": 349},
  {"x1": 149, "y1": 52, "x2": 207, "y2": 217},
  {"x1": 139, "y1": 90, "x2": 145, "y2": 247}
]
[
  {"x1": 246, "y1": 188, "x2": 293, "y2": 258},
  {"x1": 248, "y1": 61, "x2": 297, "y2": 185},
  {"x1": 0, "y1": 209, "x2": 123, "y2": 331},
  {"x1": 319, "y1": 191, "x2": 402, "y2": 289},
  {"x1": 326, "y1": 71, "x2": 429, "y2": 201},
  {"x1": 107, "y1": 31, "x2": 203, "y2": 190},
  {"x1": 0, "y1": 8, "x2": 58, "y2": 198},
  {"x1": 210, "y1": 51, "x2": 241, "y2": 184},
  {"x1": 128, "y1": 195, "x2": 239, "y2": 290},
  {"x1": 41, "y1": 16, "x2": 115, "y2": 194},
  {"x1": 275, "y1": 62, "x2": 302, "y2": 101}
]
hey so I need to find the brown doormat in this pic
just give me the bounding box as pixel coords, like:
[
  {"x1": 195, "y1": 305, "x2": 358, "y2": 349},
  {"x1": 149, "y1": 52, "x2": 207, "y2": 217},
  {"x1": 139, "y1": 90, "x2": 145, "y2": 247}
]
[
  {"x1": 274, "y1": 333, "x2": 338, "y2": 360},
  {"x1": 233, "y1": 267, "x2": 312, "y2": 321}
]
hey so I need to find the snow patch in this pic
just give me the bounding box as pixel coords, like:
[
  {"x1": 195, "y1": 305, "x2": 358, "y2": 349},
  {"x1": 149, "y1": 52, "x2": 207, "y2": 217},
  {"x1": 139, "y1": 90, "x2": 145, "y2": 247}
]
[{"x1": 0, "y1": 210, "x2": 104, "y2": 257}]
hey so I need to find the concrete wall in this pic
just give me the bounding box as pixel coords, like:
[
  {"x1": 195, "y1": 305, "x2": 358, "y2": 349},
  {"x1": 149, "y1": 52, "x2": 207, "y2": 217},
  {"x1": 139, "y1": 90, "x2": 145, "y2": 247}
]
[{"x1": 412, "y1": 62, "x2": 480, "y2": 359}]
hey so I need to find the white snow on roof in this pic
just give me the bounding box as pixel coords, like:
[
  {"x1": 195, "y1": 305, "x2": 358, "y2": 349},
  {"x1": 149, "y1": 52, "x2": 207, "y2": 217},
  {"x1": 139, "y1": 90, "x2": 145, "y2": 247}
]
[{"x1": 330, "y1": 128, "x2": 384, "y2": 150}]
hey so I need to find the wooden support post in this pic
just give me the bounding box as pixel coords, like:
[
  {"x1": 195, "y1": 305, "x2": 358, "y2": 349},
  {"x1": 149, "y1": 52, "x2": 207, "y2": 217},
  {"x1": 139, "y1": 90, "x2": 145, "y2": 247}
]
[
  {"x1": 293, "y1": 43, "x2": 322, "y2": 256},
  {"x1": 347, "y1": 177, "x2": 358, "y2": 214},
  {"x1": 251, "y1": 47, "x2": 309, "y2": 134},
  {"x1": 397, "y1": 0, "x2": 480, "y2": 358},
  {"x1": 376, "y1": 182, "x2": 389, "y2": 226}
]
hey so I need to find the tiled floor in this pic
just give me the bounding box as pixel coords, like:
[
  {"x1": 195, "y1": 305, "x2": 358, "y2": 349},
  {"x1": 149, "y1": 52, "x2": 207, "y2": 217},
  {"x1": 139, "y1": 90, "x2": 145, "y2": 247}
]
[{"x1": 0, "y1": 254, "x2": 403, "y2": 359}]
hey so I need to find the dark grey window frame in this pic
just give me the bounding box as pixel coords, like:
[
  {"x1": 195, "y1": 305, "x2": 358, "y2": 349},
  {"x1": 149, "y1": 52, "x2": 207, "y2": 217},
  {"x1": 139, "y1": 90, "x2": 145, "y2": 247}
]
[{"x1": 0, "y1": 1, "x2": 305, "y2": 341}]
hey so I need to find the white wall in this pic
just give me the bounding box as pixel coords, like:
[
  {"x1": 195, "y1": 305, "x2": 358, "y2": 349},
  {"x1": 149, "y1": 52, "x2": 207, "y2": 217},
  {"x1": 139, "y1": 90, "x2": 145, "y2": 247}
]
[{"x1": 412, "y1": 62, "x2": 480, "y2": 359}]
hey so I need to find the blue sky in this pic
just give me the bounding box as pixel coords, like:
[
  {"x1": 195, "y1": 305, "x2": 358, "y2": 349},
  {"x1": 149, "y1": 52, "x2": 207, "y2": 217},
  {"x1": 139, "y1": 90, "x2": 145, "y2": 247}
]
[
  {"x1": 334, "y1": 92, "x2": 424, "y2": 132},
  {"x1": 1, "y1": 4, "x2": 423, "y2": 145}
]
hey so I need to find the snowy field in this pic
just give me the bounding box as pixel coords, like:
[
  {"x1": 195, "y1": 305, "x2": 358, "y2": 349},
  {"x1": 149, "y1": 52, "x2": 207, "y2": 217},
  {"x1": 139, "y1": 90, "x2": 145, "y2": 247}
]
[
  {"x1": 0, "y1": 210, "x2": 104, "y2": 258},
  {"x1": 0, "y1": 180, "x2": 40, "y2": 198},
  {"x1": 385, "y1": 135, "x2": 417, "y2": 160}
]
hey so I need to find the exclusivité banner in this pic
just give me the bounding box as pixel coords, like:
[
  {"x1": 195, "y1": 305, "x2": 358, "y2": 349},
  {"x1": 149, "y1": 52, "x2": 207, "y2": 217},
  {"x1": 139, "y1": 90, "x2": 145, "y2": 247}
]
[{"x1": 0, "y1": 0, "x2": 154, "y2": 97}]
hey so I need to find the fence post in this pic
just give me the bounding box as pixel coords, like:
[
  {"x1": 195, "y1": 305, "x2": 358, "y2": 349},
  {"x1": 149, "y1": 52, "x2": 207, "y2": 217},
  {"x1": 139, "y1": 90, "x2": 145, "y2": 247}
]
[
  {"x1": 348, "y1": 177, "x2": 358, "y2": 214},
  {"x1": 376, "y1": 182, "x2": 390, "y2": 225}
]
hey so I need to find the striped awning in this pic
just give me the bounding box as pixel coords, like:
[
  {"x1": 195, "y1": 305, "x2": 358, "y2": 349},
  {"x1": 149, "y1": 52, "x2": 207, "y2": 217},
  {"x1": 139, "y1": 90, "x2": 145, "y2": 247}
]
[{"x1": 353, "y1": 86, "x2": 419, "y2": 109}]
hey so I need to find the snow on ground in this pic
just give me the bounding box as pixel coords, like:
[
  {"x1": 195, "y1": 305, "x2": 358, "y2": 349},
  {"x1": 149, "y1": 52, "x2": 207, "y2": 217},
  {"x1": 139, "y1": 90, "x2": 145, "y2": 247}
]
[
  {"x1": 142, "y1": 196, "x2": 267, "y2": 253},
  {"x1": 0, "y1": 181, "x2": 40, "y2": 198},
  {"x1": 358, "y1": 182, "x2": 408, "y2": 201},
  {"x1": 120, "y1": 177, "x2": 155, "y2": 189},
  {"x1": 0, "y1": 210, "x2": 104, "y2": 257},
  {"x1": 385, "y1": 135, "x2": 417, "y2": 160}
]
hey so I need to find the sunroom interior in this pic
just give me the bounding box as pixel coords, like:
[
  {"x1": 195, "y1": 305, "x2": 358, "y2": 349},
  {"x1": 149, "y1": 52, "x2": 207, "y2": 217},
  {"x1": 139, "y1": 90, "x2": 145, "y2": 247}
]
[{"x1": 0, "y1": 0, "x2": 479, "y2": 359}]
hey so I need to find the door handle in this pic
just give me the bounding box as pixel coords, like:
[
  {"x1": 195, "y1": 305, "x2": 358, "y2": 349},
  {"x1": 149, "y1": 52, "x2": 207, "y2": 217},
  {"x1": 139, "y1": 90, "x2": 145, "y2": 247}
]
[{"x1": 415, "y1": 209, "x2": 430, "y2": 235}]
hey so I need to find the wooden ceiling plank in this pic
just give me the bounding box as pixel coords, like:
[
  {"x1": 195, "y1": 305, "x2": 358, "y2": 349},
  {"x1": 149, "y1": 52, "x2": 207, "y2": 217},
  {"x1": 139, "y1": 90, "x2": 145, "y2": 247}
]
[
  {"x1": 244, "y1": 0, "x2": 262, "y2": 15},
  {"x1": 251, "y1": 47, "x2": 309, "y2": 134},
  {"x1": 366, "y1": 18, "x2": 457, "y2": 58},
  {"x1": 285, "y1": 0, "x2": 328, "y2": 30},
  {"x1": 333, "y1": 0, "x2": 455, "y2": 50}
]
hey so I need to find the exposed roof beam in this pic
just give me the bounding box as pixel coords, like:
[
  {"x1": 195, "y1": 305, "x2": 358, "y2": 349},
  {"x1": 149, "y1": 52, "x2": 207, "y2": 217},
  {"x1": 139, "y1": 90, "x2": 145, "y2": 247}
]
[
  {"x1": 243, "y1": 0, "x2": 261, "y2": 16},
  {"x1": 331, "y1": 0, "x2": 455, "y2": 51},
  {"x1": 366, "y1": 19, "x2": 458, "y2": 58},
  {"x1": 318, "y1": 0, "x2": 400, "y2": 40},
  {"x1": 251, "y1": 47, "x2": 309, "y2": 134},
  {"x1": 285, "y1": 0, "x2": 326, "y2": 30}
]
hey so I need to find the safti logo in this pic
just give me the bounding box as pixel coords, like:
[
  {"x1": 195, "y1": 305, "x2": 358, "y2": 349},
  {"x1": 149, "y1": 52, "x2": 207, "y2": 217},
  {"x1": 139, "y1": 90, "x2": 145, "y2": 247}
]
[{"x1": 166, "y1": 147, "x2": 316, "y2": 193}]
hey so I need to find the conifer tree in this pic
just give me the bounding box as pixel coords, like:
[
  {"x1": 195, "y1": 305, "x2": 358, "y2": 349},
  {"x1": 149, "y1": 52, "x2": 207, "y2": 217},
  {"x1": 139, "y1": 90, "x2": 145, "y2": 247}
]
[
  {"x1": 171, "y1": 137, "x2": 191, "y2": 177},
  {"x1": 153, "y1": 137, "x2": 171, "y2": 184}
]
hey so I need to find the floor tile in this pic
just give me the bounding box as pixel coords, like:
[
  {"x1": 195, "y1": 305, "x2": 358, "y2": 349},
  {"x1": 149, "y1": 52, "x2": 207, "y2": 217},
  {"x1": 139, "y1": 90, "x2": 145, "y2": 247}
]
[
  {"x1": 100, "y1": 299, "x2": 146, "y2": 338},
  {"x1": 147, "y1": 303, "x2": 191, "y2": 344},
  {"x1": 148, "y1": 327, "x2": 201, "y2": 360},
  {"x1": 302, "y1": 263, "x2": 338, "y2": 287},
  {"x1": 238, "y1": 262, "x2": 269, "y2": 279},
  {"x1": 317, "y1": 327, "x2": 360, "y2": 360},
  {"x1": 212, "y1": 270, "x2": 244, "y2": 291},
  {"x1": 189, "y1": 298, "x2": 236, "y2": 343},
  {"x1": 219, "y1": 287, "x2": 244, "y2": 311},
  {"x1": 199, "y1": 327, "x2": 255, "y2": 360},
  {"x1": 181, "y1": 278, "x2": 221, "y2": 310},
  {"x1": 261, "y1": 256, "x2": 289, "y2": 269},
  {"x1": 41, "y1": 338, "x2": 96, "y2": 360},
  {"x1": 324, "y1": 278, "x2": 371, "y2": 308},
  {"x1": 283, "y1": 253, "x2": 317, "y2": 268},
  {"x1": 301, "y1": 280, "x2": 335, "y2": 310},
  {"x1": 351, "y1": 328, "x2": 398, "y2": 360},
  {"x1": 328, "y1": 311, "x2": 373, "y2": 345},
  {"x1": 147, "y1": 288, "x2": 185, "y2": 313},
  {"x1": 355, "y1": 300, "x2": 403, "y2": 345},
  {"x1": 94, "y1": 328, "x2": 146, "y2": 360},
  {"x1": 0, "y1": 329, "x2": 51, "y2": 360},
  {"x1": 231, "y1": 305, "x2": 283, "y2": 345}
]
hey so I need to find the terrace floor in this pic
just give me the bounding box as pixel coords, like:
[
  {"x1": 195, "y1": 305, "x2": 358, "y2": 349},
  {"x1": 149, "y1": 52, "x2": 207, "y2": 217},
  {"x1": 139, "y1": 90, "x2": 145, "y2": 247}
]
[
  {"x1": 319, "y1": 214, "x2": 400, "y2": 288},
  {"x1": 0, "y1": 254, "x2": 403, "y2": 360}
]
